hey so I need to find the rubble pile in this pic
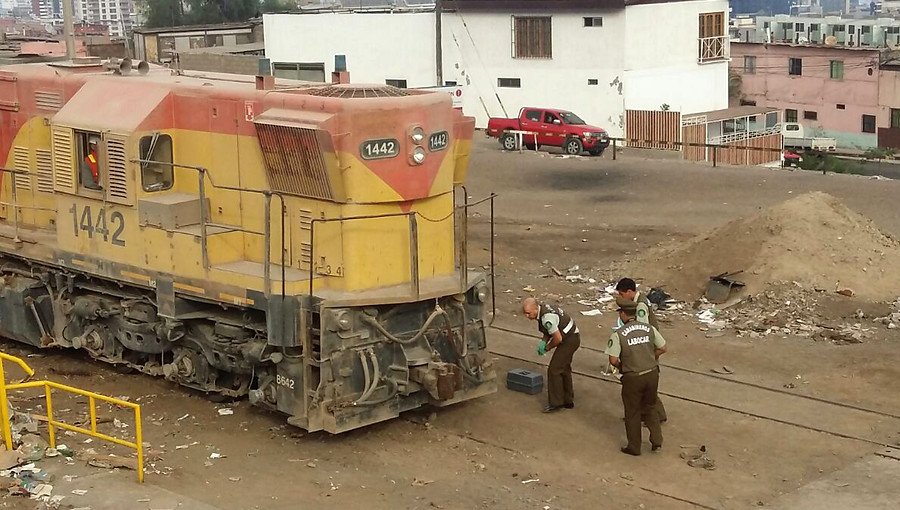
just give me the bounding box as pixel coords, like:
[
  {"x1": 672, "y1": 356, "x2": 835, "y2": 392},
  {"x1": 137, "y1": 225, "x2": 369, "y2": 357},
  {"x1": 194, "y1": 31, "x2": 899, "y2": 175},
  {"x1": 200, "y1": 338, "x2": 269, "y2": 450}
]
[
  {"x1": 693, "y1": 284, "x2": 884, "y2": 343},
  {"x1": 630, "y1": 192, "x2": 900, "y2": 302}
]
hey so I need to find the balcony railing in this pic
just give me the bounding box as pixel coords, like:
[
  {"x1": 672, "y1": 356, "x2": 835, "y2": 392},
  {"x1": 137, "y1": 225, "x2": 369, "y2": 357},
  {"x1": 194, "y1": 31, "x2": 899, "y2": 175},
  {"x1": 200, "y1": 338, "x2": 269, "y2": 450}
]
[{"x1": 699, "y1": 35, "x2": 729, "y2": 63}]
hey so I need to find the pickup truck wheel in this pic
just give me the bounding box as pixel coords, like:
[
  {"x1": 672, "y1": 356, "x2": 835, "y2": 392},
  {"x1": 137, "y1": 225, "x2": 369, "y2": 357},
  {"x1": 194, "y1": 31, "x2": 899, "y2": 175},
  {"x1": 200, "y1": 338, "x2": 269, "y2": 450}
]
[
  {"x1": 564, "y1": 138, "x2": 583, "y2": 155},
  {"x1": 500, "y1": 133, "x2": 517, "y2": 151}
]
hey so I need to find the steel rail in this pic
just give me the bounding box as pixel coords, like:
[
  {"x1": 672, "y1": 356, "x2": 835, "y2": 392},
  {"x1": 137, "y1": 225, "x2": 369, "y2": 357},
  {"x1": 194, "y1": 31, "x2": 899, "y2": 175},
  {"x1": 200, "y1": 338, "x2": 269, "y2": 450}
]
[{"x1": 489, "y1": 324, "x2": 900, "y2": 422}]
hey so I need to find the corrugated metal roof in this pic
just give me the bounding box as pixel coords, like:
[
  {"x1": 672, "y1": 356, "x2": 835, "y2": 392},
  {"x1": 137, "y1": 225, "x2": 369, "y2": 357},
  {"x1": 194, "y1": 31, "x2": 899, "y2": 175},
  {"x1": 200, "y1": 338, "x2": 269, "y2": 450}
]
[{"x1": 684, "y1": 106, "x2": 778, "y2": 123}]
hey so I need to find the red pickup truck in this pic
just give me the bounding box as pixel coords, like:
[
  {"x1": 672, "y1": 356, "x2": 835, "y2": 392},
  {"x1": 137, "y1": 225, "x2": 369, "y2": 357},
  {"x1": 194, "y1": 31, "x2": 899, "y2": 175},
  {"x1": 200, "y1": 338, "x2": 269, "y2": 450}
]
[{"x1": 486, "y1": 107, "x2": 611, "y2": 156}]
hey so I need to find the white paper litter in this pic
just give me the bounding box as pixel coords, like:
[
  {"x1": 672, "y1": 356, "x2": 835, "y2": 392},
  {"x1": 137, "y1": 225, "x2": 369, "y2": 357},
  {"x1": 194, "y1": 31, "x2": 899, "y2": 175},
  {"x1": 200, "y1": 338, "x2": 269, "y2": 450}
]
[{"x1": 580, "y1": 309, "x2": 603, "y2": 316}]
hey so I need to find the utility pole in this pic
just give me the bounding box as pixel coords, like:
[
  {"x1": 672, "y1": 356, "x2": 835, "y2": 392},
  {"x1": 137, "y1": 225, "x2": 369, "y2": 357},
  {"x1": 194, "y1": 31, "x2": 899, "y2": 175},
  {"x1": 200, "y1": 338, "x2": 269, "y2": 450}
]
[
  {"x1": 62, "y1": 0, "x2": 76, "y2": 60},
  {"x1": 435, "y1": 0, "x2": 443, "y2": 86}
]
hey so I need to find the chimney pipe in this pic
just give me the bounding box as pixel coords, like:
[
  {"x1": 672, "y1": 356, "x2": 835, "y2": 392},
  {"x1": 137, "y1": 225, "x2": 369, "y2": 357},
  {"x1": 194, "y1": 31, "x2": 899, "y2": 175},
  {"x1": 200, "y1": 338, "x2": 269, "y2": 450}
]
[{"x1": 62, "y1": 0, "x2": 75, "y2": 60}]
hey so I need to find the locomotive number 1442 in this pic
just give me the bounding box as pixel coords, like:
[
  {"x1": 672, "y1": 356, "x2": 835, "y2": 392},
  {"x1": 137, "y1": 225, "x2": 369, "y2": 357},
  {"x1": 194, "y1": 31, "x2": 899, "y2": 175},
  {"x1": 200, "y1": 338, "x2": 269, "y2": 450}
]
[{"x1": 68, "y1": 204, "x2": 126, "y2": 247}]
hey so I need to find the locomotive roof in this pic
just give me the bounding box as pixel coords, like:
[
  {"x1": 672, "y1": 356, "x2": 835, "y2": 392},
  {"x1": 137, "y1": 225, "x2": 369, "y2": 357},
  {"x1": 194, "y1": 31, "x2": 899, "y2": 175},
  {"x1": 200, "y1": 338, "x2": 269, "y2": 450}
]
[{"x1": 0, "y1": 60, "x2": 445, "y2": 135}]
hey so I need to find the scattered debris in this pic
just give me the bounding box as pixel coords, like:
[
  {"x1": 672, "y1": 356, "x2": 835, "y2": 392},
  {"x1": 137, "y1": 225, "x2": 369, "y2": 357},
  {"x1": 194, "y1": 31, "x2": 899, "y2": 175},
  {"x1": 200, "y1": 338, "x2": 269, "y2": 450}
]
[
  {"x1": 710, "y1": 366, "x2": 734, "y2": 375},
  {"x1": 412, "y1": 478, "x2": 434, "y2": 486},
  {"x1": 521, "y1": 478, "x2": 540, "y2": 484},
  {"x1": 523, "y1": 285, "x2": 536, "y2": 293},
  {"x1": 580, "y1": 309, "x2": 602, "y2": 317},
  {"x1": 217, "y1": 408, "x2": 234, "y2": 416},
  {"x1": 836, "y1": 288, "x2": 855, "y2": 298},
  {"x1": 681, "y1": 445, "x2": 716, "y2": 470},
  {"x1": 84, "y1": 453, "x2": 138, "y2": 471}
]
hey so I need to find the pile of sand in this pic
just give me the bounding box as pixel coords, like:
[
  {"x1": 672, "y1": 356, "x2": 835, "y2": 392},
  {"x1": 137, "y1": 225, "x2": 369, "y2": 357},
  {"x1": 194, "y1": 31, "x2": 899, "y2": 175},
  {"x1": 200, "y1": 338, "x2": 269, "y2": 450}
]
[{"x1": 631, "y1": 192, "x2": 900, "y2": 302}]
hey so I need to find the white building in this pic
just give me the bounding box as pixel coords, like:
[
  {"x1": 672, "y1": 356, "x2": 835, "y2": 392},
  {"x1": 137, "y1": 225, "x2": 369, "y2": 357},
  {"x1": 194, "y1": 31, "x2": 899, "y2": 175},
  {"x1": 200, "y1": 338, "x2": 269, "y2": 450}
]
[
  {"x1": 263, "y1": 0, "x2": 730, "y2": 134},
  {"x1": 73, "y1": 0, "x2": 135, "y2": 38}
]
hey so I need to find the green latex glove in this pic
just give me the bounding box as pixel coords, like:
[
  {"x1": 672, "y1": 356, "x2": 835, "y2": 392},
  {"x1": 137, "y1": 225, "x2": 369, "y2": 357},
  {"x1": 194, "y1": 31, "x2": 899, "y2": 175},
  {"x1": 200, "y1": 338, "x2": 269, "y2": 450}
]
[{"x1": 536, "y1": 340, "x2": 548, "y2": 356}]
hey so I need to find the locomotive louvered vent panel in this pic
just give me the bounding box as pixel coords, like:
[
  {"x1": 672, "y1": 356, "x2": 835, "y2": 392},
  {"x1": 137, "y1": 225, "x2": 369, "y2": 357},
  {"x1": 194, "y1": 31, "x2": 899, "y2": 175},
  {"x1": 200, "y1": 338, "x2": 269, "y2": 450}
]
[
  {"x1": 106, "y1": 139, "x2": 129, "y2": 201},
  {"x1": 306, "y1": 85, "x2": 409, "y2": 98},
  {"x1": 51, "y1": 129, "x2": 74, "y2": 191},
  {"x1": 34, "y1": 149, "x2": 53, "y2": 192},
  {"x1": 34, "y1": 90, "x2": 62, "y2": 111},
  {"x1": 255, "y1": 124, "x2": 333, "y2": 200},
  {"x1": 298, "y1": 208, "x2": 312, "y2": 270},
  {"x1": 12, "y1": 146, "x2": 30, "y2": 190}
]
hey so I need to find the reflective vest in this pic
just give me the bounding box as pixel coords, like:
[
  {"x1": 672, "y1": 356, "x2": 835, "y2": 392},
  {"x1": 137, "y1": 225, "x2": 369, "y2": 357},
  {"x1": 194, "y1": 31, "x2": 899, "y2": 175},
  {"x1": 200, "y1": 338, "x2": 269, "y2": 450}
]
[
  {"x1": 615, "y1": 320, "x2": 659, "y2": 374},
  {"x1": 536, "y1": 303, "x2": 578, "y2": 339},
  {"x1": 84, "y1": 151, "x2": 98, "y2": 181}
]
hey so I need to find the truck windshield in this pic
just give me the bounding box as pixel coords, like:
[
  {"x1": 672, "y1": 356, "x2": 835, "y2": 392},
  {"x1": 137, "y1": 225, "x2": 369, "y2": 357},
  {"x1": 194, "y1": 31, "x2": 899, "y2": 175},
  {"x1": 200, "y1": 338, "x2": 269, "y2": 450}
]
[{"x1": 559, "y1": 112, "x2": 586, "y2": 125}]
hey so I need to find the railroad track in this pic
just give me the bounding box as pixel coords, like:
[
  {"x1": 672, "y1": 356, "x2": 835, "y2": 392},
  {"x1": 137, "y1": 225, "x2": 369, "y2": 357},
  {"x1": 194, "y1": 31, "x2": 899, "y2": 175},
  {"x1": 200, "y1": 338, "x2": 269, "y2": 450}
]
[{"x1": 488, "y1": 324, "x2": 900, "y2": 449}]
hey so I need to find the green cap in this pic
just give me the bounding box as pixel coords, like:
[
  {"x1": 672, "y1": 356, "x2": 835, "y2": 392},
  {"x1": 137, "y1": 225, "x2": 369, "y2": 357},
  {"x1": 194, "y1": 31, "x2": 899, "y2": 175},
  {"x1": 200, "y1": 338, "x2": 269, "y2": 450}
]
[{"x1": 615, "y1": 296, "x2": 637, "y2": 315}]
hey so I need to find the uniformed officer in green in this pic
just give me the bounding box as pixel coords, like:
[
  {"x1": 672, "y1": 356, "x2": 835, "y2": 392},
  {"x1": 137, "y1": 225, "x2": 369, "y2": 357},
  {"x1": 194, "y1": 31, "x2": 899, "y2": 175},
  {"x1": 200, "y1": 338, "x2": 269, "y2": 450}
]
[
  {"x1": 615, "y1": 277, "x2": 668, "y2": 423},
  {"x1": 606, "y1": 297, "x2": 667, "y2": 455},
  {"x1": 523, "y1": 297, "x2": 581, "y2": 413}
]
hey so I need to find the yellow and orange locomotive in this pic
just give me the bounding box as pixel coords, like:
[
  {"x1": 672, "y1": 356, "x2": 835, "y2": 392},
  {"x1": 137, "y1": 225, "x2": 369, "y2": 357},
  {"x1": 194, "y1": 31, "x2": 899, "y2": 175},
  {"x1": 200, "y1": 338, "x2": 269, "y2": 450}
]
[{"x1": 0, "y1": 58, "x2": 495, "y2": 433}]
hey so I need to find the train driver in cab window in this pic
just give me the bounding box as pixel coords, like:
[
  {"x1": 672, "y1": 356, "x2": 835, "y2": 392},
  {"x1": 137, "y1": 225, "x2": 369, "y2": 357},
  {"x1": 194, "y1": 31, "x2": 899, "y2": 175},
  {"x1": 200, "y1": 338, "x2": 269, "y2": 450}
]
[{"x1": 80, "y1": 136, "x2": 102, "y2": 190}]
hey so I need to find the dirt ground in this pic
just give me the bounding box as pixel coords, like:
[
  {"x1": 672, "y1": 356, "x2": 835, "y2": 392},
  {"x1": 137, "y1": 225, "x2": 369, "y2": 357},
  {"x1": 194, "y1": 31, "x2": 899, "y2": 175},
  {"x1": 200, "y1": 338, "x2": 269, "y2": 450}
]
[{"x1": 3, "y1": 137, "x2": 900, "y2": 510}]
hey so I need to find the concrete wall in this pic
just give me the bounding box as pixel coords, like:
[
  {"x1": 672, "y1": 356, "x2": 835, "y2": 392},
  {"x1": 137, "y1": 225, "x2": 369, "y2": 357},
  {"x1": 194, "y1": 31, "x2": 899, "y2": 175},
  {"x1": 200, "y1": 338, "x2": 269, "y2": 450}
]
[
  {"x1": 177, "y1": 52, "x2": 261, "y2": 75},
  {"x1": 264, "y1": 1, "x2": 729, "y2": 136},
  {"x1": 732, "y1": 42, "x2": 880, "y2": 149}
]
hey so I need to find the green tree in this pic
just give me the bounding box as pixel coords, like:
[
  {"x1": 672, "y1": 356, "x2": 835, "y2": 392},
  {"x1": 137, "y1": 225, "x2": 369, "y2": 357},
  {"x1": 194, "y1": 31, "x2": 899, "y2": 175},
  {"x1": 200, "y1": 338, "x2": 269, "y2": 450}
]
[
  {"x1": 139, "y1": 0, "x2": 186, "y2": 28},
  {"x1": 260, "y1": 0, "x2": 293, "y2": 12},
  {"x1": 138, "y1": 0, "x2": 270, "y2": 28}
]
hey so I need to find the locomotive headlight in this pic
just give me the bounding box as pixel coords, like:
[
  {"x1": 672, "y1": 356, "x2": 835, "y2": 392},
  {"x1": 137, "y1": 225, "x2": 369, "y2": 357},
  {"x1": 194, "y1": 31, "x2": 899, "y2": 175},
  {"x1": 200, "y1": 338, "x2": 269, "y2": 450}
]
[
  {"x1": 410, "y1": 126, "x2": 425, "y2": 144},
  {"x1": 333, "y1": 309, "x2": 353, "y2": 331},
  {"x1": 475, "y1": 282, "x2": 488, "y2": 303},
  {"x1": 412, "y1": 147, "x2": 426, "y2": 165}
]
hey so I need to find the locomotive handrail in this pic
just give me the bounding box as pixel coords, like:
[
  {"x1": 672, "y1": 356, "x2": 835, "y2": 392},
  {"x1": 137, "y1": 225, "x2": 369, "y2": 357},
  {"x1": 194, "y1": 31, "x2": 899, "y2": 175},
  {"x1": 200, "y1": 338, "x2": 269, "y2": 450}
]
[{"x1": 132, "y1": 159, "x2": 289, "y2": 298}]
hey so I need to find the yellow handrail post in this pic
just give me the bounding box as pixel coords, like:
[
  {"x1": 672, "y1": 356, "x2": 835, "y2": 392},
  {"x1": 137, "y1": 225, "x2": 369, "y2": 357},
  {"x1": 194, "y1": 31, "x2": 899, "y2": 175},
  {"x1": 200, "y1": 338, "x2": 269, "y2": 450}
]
[
  {"x1": 88, "y1": 396, "x2": 97, "y2": 433},
  {"x1": 0, "y1": 360, "x2": 11, "y2": 451},
  {"x1": 44, "y1": 384, "x2": 55, "y2": 448},
  {"x1": 135, "y1": 405, "x2": 144, "y2": 483}
]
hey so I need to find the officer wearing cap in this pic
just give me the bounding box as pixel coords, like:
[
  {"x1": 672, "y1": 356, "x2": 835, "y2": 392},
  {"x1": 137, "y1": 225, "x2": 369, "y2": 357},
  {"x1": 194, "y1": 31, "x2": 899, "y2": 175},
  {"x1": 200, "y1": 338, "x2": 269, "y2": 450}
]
[
  {"x1": 606, "y1": 296, "x2": 667, "y2": 456},
  {"x1": 522, "y1": 297, "x2": 581, "y2": 413},
  {"x1": 615, "y1": 277, "x2": 668, "y2": 423},
  {"x1": 80, "y1": 137, "x2": 102, "y2": 190}
]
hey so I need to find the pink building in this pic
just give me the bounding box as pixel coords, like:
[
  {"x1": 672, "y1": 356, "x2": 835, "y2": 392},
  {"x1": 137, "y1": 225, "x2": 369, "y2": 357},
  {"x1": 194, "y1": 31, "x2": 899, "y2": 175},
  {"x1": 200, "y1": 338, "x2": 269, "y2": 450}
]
[{"x1": 731, "y1": 42, "x2": 881, "y2": 149}]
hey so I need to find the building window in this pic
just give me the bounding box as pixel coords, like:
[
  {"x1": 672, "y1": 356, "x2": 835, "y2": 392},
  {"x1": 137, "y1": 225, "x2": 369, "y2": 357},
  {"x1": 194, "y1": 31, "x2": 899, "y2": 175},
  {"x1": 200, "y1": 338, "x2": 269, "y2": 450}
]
[
  {"x1": 862, "y1": 114, "x2": 876, "y2": 133},
  {"x1": 587, "y1": 78, "x2": 599, "y2": 85},
  {"x1": 794, "y1": 23, "x2": 804, "y2": 31},
  {"x1": 512, "y1": 16, "x2": 552, "y2": 59},
  {"x1": 385, "y1": 79, "x2": 408, "y2": 88},
  {"x1": 444, "y1": 81, "x2": 458, "y2": 86},
  {"x1": 743, "y1": 55, "x2": 756, "y2": 74},
  {"x1": 836, "y1": 104, "x2": 846, "y2": 110},
  {"x1": 810, "y1": 23, "x2": 820, "y2": 32},
  {"x1": 785, "y1": 109, "x2": 798, "y2": 122},
  {"x1": 273, "y1": 62, "x2": 326, "y2": 82},
  {"x1": 788, "y1": 57, "x2": 802, "y2": 76},
  {"x1": 698, "y1": 12, "x2": 726, "y2": 62},
  {"x1": 830, "y1": 60, "x2": 844, "y2": 80},
  {"x1": 740, "y1": 99, "x2": 757, "y2": 106},
  {"x1": 498, "y1": 77, "x2": 521, "y2": 88},
  {"x1": 583, "y1": 17, "x2": 603, "y2": 27},
  {"x1": 891, "y1": 108, "x2": 900, "y2": 128},
  {"x1": 804, "y1": 110, "x2": 818, "y2": 121}
]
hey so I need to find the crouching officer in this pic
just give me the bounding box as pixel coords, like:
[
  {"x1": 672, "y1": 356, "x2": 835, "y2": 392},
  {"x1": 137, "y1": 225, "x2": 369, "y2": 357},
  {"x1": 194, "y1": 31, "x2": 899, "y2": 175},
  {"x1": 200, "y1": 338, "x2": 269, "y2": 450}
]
[
  {"x1": 606, "y1": 297, "x2": 667, "y2": 455},
  {"x1": 523, "y1": 297, "x2": 581, "y2": 413}
]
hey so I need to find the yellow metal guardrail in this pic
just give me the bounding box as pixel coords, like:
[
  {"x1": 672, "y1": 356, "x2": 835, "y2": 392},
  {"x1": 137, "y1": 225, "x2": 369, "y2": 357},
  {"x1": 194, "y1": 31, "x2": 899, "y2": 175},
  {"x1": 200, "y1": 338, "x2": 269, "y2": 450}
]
[{"x1": 0, "y1": 352, "x2": 144, "y2": 482}]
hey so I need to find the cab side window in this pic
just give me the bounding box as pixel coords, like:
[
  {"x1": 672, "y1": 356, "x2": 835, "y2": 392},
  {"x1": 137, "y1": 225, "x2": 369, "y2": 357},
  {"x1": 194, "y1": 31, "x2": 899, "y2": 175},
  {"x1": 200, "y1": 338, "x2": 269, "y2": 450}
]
[
  {"x1": 524, "y1": 110, "x2": 541, "y2": 122},
  {"x1": 544, "y1": 112, "x2": 559, "y2": 124},
  {"x1": 76, "y1": 131, "x2": 103, "y2": 191},
  {"x1": 140, "y1": 134, "x2": 174, "y2": 192}
]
